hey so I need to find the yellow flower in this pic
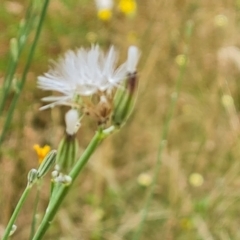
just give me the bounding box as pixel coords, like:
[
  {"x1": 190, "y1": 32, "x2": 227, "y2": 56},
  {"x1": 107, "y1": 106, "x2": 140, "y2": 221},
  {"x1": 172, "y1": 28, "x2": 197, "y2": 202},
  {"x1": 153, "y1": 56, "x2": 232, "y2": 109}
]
[
  {"x1": 214, "y1": 14, "x2": 228, "y2": 28},
  {"x1": 118, "y1": 0, "x2": 136, "y2": 16},
  {"x1": 189, "y1": 173, "x2": 204, "y2": 187},
  {"x1": 221, "y1": 94, "x2": 234, "y2": 108},
  {"x1": 175, "y1": 54, "x2": 187, "y2": 66},
  {"x1": 95, "y1": 0, "x2": 113, "y2": 21},
  {"x1": 137, "y1": 173, "x2": 152, "y2": 187},
  {"x1": 33, "y1": 144, "x2": 51, "y2": 164},
  {"x1": 98, "y1": 9, "x2": 112, "y2": 21}
]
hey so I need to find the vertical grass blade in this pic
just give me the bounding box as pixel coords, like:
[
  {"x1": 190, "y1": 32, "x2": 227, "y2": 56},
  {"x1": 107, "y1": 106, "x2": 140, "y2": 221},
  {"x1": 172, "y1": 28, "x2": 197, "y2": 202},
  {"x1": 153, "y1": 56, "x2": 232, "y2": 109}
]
[{"x1": 0, "y1": 0, "x2": 50, "y2": 145}]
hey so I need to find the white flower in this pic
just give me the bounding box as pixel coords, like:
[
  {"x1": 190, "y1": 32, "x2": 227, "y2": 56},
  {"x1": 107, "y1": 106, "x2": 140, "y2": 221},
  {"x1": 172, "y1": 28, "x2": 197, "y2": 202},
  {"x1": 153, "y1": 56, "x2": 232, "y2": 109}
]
[
  {"x1": 37, "y1": 45, "x2": 128, "y2": 109},
  {"x1": 95, "y1": 0, "x2": 113, "y2": 10}
]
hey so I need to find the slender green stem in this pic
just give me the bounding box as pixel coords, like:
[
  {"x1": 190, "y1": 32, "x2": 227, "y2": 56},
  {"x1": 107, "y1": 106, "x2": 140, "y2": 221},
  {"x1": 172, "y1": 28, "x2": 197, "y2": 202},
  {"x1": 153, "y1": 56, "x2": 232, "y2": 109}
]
[
  {"x1": 29, "y1": 183, "x2": 41, "y2": 240},
  {"x1": 32, "y1": 128, "x2": 112, "y2": 240},
  {"x1": 132, "y1": 61, "x2": 187, "y2": 240},
  {"x1": 0, "y1": 0, "x2": 50, "y2": 145},
  {"x1": 2, "y1": 186, "x2": 31, "y2": 240},
  {"x1": 132, "y1": 21, "x2": 193, "y2": 240}
]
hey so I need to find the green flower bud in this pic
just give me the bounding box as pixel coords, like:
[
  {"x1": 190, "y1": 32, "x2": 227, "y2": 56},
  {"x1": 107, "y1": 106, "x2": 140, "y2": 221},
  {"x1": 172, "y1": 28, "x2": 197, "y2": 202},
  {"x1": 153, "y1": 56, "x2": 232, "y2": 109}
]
[
  {"x1": 56, "y1": 135, "x2": 79, "y2": 173},
  {"x1": 9, "y1": 224, "x2": 17, "y2": 236},
  {"x1": 27, "y1": 169, "x2": 38, "y2": 186},
  {"x1": 112, "y1": 72, "x2": 138, "y2": 126},
  {"x1": 56, "y1": 109, "x2": 80, "y2": 172},
  {"x1": 112, "y1": 46, "x2": 140, "y2": 126},
  {"x1": 37, "y1": 150, "x2": 57, "y2": 179}
]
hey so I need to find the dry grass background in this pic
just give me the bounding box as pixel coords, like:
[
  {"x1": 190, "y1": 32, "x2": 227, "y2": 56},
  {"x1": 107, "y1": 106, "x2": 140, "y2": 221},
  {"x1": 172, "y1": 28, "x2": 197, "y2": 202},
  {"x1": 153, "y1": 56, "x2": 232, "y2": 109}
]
[{"x1": 1, "y1": 0, "x2": 240, "y2": 239}]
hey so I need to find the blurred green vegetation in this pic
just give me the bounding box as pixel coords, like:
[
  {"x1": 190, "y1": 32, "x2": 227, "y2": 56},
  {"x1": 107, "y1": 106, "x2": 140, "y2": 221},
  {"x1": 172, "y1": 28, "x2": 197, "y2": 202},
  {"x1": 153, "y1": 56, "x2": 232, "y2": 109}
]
[{"x1": 1, "y1": 0, "x2": 240, "y2": 240}]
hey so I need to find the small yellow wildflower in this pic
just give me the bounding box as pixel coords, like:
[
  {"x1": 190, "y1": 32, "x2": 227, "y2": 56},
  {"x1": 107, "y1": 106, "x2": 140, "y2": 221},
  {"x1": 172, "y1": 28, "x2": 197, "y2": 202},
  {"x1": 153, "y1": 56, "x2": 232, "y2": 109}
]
[
  {"x1": 189, "y1": 173, "x2": 204, "y2": 187},
  {"x1": 33, "y1": 144, "x2": 51, "y2": 164},
  {"x1": 118, "y1": 0, "x2": 136, "y2": 16},
  {"x1": 214, "y1": 14, "x2": 228, "y2": 28},
  {"x1": 221, "y1": 94, "x2": 234, "y2": 108},
  {"x1": 98, "y1": 9, "x2": 112, "y2": 21},
  {"x1": 137, "y1": 173, "x2": 152, "y2": 187},
  {"x1": 175, "y1": 54, "x2": 187, "y2": 66}
]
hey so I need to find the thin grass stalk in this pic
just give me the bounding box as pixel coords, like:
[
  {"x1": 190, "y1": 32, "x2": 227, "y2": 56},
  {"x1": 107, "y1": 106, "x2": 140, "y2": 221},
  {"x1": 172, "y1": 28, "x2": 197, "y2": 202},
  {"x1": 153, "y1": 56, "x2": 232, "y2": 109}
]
[
  {"x1": 0, "y1": 0, "x2": 50, "y2": 145},
  {"x1": 29, "y1": 184, "x2": 41, "y2": 240},
  {"x1": 2, "y1": 186, "x2": 31, "y2": 240},
  {"x1": 132, "y1": 21, "x2": 193, "y2": 240},
  {"x1": 0, "y1": 0, "x2": 36, "y2": 114},
  {"x1": 32, "y1": 127, "x2": 115, "y2": 240}
]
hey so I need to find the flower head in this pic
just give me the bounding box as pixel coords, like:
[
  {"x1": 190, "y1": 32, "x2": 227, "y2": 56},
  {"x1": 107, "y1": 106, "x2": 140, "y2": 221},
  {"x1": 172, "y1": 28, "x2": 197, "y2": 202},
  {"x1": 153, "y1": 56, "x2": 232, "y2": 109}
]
[
  {"x1": 95, "y1": 0, "x2": 113, "y2": 21},
  {"x1": 38, "y1": 45, "x2": 127, "y2": 110},
  {"x1": 189, "y1": 173, "x2": 204, "y2": 187},
  {"x1": 118, "y1": 0, "x2": 137, "y2": 16},
  {"x1": 98, "y1": 9, "x2": 112, "y2": 21},
  {"x1": 38, "y1": 45, "x2": 140, "y2": 125}
]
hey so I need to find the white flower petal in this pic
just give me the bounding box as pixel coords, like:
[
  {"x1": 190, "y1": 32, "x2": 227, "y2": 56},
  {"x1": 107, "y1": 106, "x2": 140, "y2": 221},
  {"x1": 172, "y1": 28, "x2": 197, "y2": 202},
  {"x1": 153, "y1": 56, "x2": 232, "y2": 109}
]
[{"x1": 127, "y1": 46, "x2": 140, "y2": 73}]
